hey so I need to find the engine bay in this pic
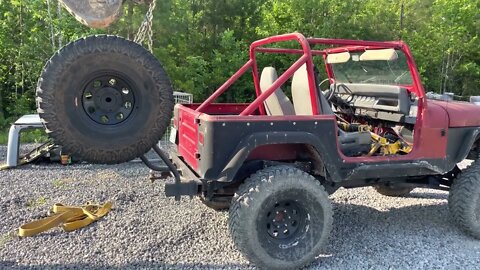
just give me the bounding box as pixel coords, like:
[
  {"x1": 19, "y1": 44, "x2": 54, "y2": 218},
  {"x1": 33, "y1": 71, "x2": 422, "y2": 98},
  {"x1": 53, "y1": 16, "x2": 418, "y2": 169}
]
[{"x1": 327, "y1": 84, "x2": 416, "y2": 157}]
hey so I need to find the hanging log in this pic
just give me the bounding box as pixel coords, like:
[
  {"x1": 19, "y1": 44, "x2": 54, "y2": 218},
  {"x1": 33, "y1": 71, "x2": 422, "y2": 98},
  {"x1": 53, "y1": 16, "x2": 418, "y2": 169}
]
[
  {"x1": 59, "y1": 0, "x2": 123, "y2": 29},
  {"x1": 59, "y1": 0, "x2": 154, "y2": 29}
]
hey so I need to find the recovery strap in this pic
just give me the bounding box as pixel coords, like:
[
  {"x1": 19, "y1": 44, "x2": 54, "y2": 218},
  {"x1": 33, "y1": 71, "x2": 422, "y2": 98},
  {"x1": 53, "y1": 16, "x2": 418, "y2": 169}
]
[{"x1": 18, "y1": 201, "x2": 112, "y2": 237}]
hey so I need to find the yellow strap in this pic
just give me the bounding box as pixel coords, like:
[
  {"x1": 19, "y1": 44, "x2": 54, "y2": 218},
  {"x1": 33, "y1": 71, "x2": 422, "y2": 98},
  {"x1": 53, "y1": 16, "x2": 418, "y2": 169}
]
[{"x1": 18, "y1": 201, "x2": 113, "y2": 237}]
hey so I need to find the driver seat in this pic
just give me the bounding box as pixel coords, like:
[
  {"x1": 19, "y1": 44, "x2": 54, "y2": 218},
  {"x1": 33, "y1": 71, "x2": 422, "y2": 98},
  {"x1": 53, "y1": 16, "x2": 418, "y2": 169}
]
[{"x1": 291, "y1": 64, "x2": 371, "y2": 156}]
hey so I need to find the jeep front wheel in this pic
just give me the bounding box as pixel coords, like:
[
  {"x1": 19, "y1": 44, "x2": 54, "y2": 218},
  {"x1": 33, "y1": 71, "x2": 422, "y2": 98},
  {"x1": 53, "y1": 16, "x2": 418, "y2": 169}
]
[
  {"x1": 449, "y1": 159, "x2": 480, "y2": 239},
  {"x1": 228, "y1": 166, "x2": 333, "y2": 270}
]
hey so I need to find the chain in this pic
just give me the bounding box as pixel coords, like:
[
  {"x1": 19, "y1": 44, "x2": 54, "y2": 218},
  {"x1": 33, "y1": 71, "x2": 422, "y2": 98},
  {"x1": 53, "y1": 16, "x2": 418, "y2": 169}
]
[{"x1": 133, "y1": 0, "x2": 157, "y2": 52}]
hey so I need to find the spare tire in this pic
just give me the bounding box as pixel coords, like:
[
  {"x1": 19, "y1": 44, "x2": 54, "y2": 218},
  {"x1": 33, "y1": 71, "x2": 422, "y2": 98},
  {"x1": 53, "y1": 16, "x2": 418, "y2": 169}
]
[{"x1": 36, "y1": 35, "x2": 174, "y2": 164}]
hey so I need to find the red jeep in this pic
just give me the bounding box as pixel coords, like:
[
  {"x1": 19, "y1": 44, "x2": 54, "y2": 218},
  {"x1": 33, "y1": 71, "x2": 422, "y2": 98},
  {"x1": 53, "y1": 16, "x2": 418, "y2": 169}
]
[{"x1": 37, "y1": 33, "x2": 480, "y2": 270}]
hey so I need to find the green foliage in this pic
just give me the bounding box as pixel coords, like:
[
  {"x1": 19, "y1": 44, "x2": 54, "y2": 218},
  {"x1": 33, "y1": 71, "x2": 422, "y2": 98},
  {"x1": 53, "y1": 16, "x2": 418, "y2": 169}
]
[{"x1": 0, "y1": 0, "x2": 478, "y2": 143}]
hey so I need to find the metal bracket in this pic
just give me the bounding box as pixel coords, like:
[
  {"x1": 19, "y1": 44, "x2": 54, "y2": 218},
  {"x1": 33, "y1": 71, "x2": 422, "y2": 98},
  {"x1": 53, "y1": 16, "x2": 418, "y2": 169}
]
[
  {"x1": 165, "y1": 181, "x2": 198, "y2": 199},
  {"x1": 141, "y1": 145, "x2": 200, "y2": 201}
]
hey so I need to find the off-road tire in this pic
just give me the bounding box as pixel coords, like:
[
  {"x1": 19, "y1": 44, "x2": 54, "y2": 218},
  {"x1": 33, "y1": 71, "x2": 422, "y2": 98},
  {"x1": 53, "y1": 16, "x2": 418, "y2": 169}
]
[
  {"x1": 199, "y1": 196, "x2": 231, "y2": 211},
  {"x1": 449, "y1": 159, "x2": 480, "y2": 239},
  {"x1": 36, "y1": 35, "x2": 174, "y2": 164},
  {"x1": 374, "y1": 185, "x2": 414, "y2": 197},
  {"x1": 228, "y1": 165, "x2": 333, "y2": 270}
]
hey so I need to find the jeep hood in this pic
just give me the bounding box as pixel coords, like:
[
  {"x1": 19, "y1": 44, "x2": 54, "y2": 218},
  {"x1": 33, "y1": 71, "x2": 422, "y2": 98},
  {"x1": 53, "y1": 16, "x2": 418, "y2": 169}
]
[{"x1": 430, "y1": 100, "x2": 480, "y2": 127}]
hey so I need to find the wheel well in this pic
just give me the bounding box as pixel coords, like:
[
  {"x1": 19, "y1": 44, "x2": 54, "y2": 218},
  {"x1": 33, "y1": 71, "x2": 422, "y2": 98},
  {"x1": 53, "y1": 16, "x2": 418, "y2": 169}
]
[
  {"x1": 206, "y1": 143, "x2": 332, "y2": 199},
  {"x1": 233, "y1": 143, "x2": 330, "y2": 185},
  {"x1": 467, "y1": 136, "x2": 480, "y2": 160}
]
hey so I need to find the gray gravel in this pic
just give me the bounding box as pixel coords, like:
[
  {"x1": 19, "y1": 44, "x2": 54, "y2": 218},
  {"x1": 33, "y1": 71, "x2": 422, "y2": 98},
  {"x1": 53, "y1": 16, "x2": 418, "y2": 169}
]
[{"x1": 1, "y1": 145, "x2": 480, "y2": 269}]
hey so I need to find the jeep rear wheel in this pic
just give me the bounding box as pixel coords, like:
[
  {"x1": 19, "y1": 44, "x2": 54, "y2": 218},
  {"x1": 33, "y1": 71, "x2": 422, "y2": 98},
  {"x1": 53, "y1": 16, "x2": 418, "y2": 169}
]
[
  {"x1": 228, "y1": 166, "x2": 333, "y2": 270},
  {"x1": 36, "y1": 35, "x2": 174, "y2": 164},
  {"x1": 449, "y1": 159, "x2": 480, "y2": 239}
]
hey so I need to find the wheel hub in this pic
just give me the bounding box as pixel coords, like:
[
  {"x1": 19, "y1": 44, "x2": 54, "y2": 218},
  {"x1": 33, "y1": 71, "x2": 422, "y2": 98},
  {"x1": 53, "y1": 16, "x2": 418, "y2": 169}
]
[
  {"x1": 94, "y1": 87, "x2": 123, "y2": 112},
  {"x1": 82, "y1": 74, "x2": 135, "y2": 125},
  {"x1": 265, "y1": 201, "x2": 305, "y2": 240}
]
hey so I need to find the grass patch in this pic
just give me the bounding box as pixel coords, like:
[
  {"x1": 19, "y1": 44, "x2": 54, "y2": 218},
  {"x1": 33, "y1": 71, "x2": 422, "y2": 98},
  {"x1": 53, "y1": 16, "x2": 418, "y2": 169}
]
[
  {"x1": 52, "y1": 178, "x2": 76, "y2": 189},
  {"x1": 52, "y1": 179, "x2": 66, "y2": 188},
  {"x1": 0, "y1": 128, "x2": 49, "y2": 145},
  {"x1": 27, "y1": 196, "x2": 48, "y2": 208},
  {"x1": 0, "y1": 232, "x2": 15, "y2": 249}
]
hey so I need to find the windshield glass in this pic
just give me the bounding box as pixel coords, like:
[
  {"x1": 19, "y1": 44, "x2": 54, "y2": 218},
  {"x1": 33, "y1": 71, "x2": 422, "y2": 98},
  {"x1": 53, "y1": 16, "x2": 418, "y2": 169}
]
[{"x1": 330, "y1": 50, "x2": 413, "y2": 85}]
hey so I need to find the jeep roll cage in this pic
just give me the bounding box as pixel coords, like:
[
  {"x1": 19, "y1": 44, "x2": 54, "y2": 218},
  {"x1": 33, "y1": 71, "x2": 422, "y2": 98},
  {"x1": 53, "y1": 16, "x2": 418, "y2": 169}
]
[{"x1": 196, "y1": 33, "x2": 426, "y2": 116}]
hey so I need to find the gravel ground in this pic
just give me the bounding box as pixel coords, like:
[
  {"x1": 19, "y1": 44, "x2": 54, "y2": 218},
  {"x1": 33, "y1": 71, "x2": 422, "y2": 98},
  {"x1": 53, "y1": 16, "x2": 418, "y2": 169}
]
[{"x1": 1, "y1": 145, "x2": 480, "y2": 269}]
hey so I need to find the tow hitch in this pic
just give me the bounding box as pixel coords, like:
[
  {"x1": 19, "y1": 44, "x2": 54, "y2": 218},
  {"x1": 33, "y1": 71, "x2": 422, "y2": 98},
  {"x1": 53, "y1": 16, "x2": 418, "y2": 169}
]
[{"x1": 140, "y1": 145, "x2": 201, "y2": 201}]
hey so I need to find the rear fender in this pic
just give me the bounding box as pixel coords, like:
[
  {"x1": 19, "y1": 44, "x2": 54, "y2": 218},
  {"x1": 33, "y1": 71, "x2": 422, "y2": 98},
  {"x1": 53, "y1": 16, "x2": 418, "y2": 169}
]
[{"x1": 212, "y1": 131, "x2": 342, "y2": 183}]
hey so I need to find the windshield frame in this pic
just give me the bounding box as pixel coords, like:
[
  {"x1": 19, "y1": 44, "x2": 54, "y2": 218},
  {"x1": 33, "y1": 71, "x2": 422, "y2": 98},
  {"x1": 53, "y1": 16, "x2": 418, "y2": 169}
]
[
  {"x1": 321, "y1": 45, "x2": 425, "y2": 98},
  {"x1": 328, "y1": 50, "x2": 414, "y2": 87}
]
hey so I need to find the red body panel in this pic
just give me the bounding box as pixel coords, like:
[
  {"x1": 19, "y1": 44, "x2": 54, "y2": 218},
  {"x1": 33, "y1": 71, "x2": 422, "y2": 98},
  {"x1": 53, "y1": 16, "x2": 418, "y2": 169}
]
[
  {"x1": 177, "y1": 106, "x2": 201, "y2": 170},
  {"x1": 182, "y1": 103, "x2": 253, "y2": 115},
  {"x1": 247, "y1": 144, "x2": 299, "y2": 161},
  {"x1": 430, "y1": 100, "x2": 480, "y2": 127},
  {"x1": 192, "y1": 106, "x2": 449, "y2": 162}
]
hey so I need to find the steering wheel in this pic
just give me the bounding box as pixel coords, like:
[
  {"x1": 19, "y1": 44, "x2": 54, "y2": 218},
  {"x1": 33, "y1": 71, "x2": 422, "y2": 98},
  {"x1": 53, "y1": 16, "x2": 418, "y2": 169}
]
[{"x1": 318, "y1": 78, "x2": 336, "y2": 101}]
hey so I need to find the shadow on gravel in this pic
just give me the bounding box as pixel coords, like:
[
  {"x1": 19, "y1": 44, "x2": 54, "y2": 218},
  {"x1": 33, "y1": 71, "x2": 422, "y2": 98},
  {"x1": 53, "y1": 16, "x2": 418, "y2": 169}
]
[
  {"x1": 407, "y1": 191, "x2": 449, "y2": 200},
  {"x1": 309, "y1": 200, "x2": 474, "y2": 269},
  {"x1": 0, "y1": 261, "x2": 250, "y2": 270}
]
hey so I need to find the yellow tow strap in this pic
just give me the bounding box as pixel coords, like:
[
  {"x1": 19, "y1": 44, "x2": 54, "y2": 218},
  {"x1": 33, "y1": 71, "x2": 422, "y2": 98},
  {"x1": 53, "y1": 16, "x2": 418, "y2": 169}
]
[{"x1": 18, "y1": 201, "x2": 113, "y2": 237}]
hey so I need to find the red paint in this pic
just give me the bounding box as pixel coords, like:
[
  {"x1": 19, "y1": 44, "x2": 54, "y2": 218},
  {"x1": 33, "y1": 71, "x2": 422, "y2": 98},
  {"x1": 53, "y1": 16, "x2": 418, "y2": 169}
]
[
  {"x1": 247, "y1": 144, "x2": 301, "y2": 161},
  {"x1": 177, "y1": 107, "x2": 201, "y2": 170},
  {"x1": 198, "y1": 132, "x2": 204, "y2": 145},
  {"x1": 198, "y1": 112, "x2": 336, "y2": 122},
  {"x1": 182, "y1": 103, "x2": 256, "y2": 115},
  {"x1": 430, "y1": 100, "x2": 480, "y2": 127},
  {"x1": 256, "y1": 48, "x2": 325, "y2": 56}
]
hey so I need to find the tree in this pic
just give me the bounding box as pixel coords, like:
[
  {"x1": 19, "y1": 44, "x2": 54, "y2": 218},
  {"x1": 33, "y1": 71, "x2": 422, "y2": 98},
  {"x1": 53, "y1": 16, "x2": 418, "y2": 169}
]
[{"x1": 0, "y1": 0, "x2": 478, "y2": 134}]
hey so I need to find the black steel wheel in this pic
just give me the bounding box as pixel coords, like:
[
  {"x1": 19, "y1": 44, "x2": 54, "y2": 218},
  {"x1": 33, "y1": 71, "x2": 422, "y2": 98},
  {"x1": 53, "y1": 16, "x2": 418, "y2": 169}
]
[
  {"x1": 81, "y1": 74, "x2": 136, "y2": 126},
  {"x1": 263, "y1": 200, "x2": 307, "y2": 242},
  {"x1": 36, "y1": 35, "x2": 174, "y2": 164},
  {"x1": 229, "y1": 166, "x2": 333, "y2": 270}
]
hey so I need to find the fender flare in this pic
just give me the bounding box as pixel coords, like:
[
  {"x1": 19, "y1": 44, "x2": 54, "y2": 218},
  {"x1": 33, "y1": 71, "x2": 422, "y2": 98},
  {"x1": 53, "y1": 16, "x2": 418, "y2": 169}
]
[
  {"x1": 214, "y1": 131, "x2": 343, "y2": 183},
  {"x1": 454, "y1": 128, "x2": 480, "y2": 162}
]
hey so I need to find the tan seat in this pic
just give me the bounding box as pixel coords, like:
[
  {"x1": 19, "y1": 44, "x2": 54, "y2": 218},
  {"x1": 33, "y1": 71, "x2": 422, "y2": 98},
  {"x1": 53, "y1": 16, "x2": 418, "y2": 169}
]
[
  {"x1": 291, "y1": 64, "x2": 372, "y2": 156},
  {"x1": 291, "y1": 64, "x2": 332, "y2": 115},
  {"x1": 260, "y1": 67, "x2": 295, "y2": 116}
]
